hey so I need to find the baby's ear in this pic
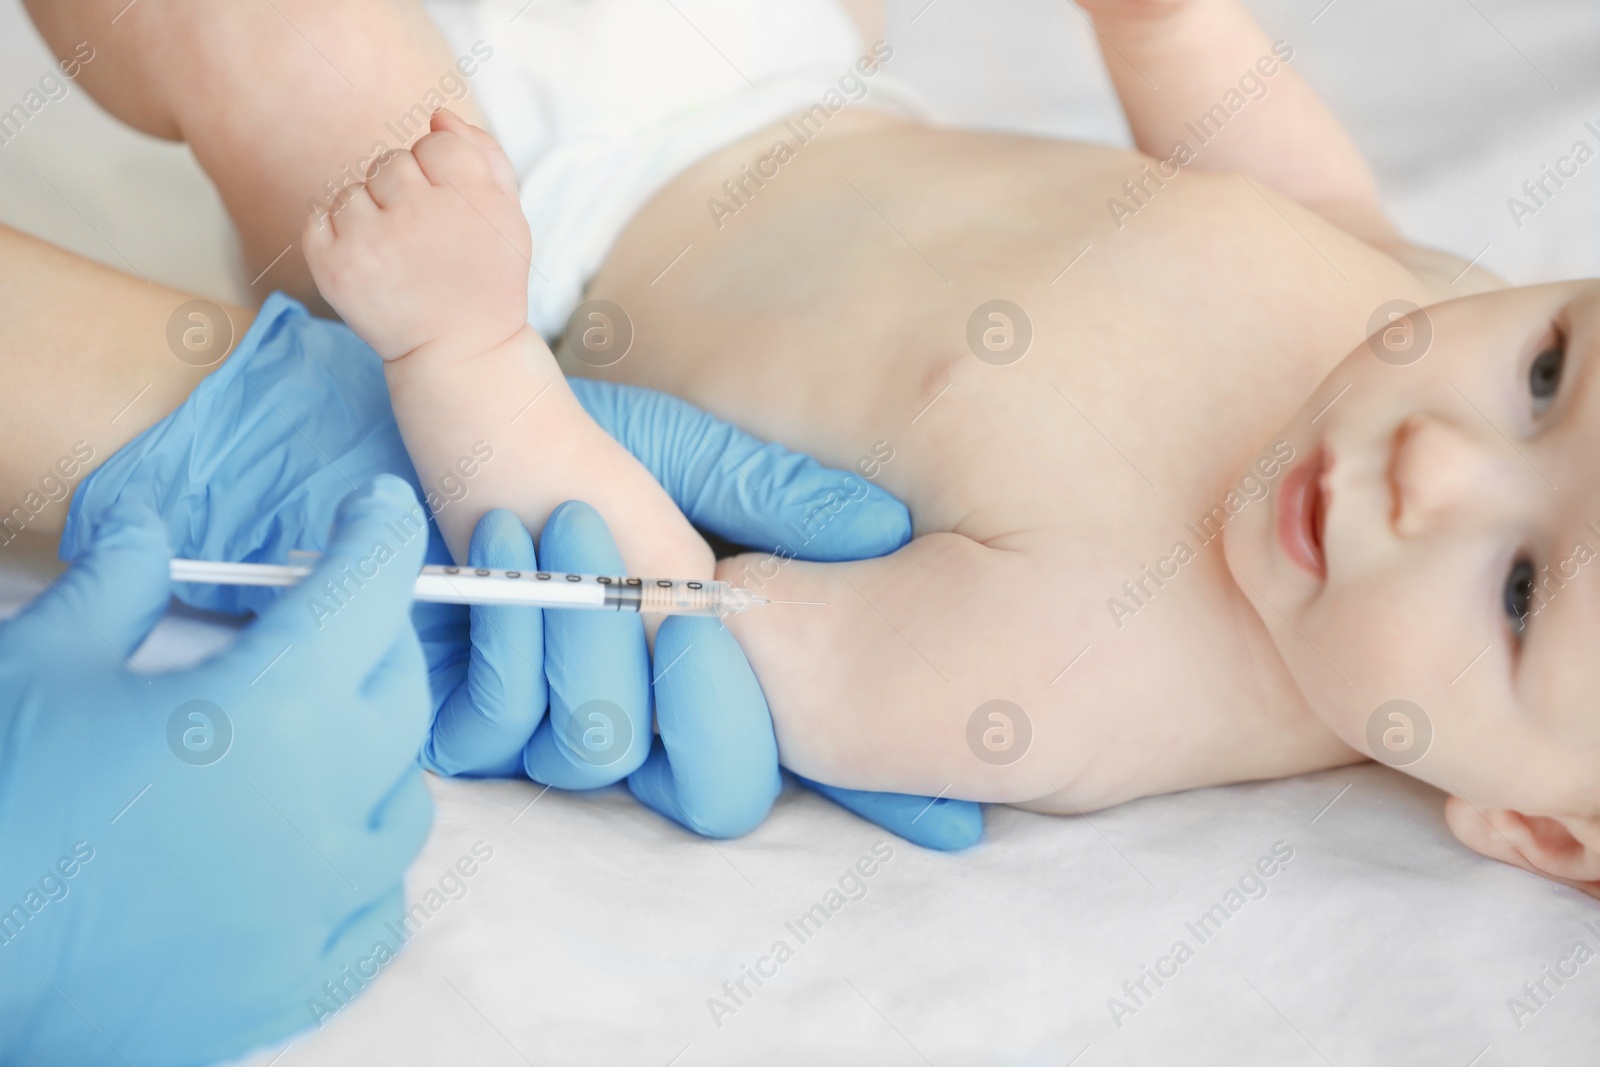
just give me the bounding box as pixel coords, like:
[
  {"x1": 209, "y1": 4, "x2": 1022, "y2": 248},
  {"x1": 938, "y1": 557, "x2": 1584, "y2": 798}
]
[{"x1": 1444, "y1": 795, "x2": 1600, "y2": 900}]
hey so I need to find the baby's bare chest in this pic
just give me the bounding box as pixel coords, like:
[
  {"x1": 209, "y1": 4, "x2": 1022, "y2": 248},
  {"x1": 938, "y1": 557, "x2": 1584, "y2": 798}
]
[{"x1": 591, "y1": 124, "x2": 1417, "y2": 535}]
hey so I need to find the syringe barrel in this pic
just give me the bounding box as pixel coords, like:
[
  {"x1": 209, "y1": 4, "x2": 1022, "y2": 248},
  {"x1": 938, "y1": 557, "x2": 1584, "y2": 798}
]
[
  {"x1": 417, "y1": 567, "x2": 758, "y2": 615},
  {"x1": 169, "y1": 559, "x2": 763, "y2": 615},
  {"x1": 602, "y1": 578, "x2": 755, "y2": 615}
]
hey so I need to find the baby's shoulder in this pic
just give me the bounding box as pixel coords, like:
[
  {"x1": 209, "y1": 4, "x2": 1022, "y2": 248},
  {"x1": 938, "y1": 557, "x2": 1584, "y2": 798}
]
[{"x1": 1365, "y1": 238, "x2": 1506, "y2": 298}]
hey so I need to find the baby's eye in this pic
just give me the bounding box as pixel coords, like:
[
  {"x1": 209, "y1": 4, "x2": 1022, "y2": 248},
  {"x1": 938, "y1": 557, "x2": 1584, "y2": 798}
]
[
  {"x1": 1504, "y1": 555, "x2": 1535, "y2": 639},
  {"x1": 1529, "y1": 341, "x2": 1564, "y2": 412}
]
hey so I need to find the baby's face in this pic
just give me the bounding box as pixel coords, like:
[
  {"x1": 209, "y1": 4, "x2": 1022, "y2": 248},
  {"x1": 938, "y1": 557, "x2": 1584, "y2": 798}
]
[{"x1": 1225, "y1": 280, "x2": 1600, "y2": 817}]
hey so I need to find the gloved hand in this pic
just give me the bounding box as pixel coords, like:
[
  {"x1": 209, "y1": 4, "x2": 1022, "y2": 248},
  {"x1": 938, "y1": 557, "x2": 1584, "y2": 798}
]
[
  {"x1": 425, "y1": 500, "x2": 782, "y2": 837},
  {"x1": 62, "y1": 294, "x2": 982, "y2": 849},
  {"x1": 0, "y1": 476, "x2": 433, "y2": 1066},
  {"x1": 571, "y1": 379, "x2": 984, "y2": 849},
  {"x1": 431, "y1": 498, "x2": 980, "y2": 847}
]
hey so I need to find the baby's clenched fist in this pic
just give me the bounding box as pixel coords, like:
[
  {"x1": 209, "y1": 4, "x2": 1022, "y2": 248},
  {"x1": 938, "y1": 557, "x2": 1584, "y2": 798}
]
[{"x1": 303, "y1": 109, "x2": 531, "y2": 366}]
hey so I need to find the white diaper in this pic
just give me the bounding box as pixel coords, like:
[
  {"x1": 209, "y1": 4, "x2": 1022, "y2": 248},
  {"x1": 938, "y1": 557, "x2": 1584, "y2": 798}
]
[{"x1": 424, "y1": 0, "x2": 925, "y2": 339}]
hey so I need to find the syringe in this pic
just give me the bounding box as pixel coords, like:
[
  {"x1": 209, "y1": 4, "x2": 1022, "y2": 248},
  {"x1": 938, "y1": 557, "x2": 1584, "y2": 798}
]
[{"x1": 168, "y1": 559, "x2": 767, "y2": 616}]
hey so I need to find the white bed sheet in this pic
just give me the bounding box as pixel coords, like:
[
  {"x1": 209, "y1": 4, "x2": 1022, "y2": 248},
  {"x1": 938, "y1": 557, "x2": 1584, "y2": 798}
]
[{"x1": 1, "y1": 0, "x2": 1597, "y2": 1063}]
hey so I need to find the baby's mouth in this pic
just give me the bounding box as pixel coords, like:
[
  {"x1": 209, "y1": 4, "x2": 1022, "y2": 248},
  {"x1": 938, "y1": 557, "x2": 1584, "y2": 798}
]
[{"x1": 1277, "y1": 448, "x2": 1328, "y2": 578}]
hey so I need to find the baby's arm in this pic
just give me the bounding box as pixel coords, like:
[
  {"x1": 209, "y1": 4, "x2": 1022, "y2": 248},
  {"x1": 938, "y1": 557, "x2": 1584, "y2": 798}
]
[
  {"x1": 718, "y1": 532, "x2": 1066, "y2": 804},
  {"x1": 304, "y1": 111, "x2": 711, "y2": 580},
  {"x1": 1078, "y1": 0, "x2": 1398, "y2": 246},
  {"x1": 1079, "y1": 0, "x2": 1504, "y2": 291}
]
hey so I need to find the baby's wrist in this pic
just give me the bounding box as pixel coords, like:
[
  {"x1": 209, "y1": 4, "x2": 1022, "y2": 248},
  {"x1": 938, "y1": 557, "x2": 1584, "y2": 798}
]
[
  {"x1": 385, "y1": 323, "x2": 550, "y2": 380},
  {"x1": 383, "y1": 325, "x2": 573, "y2": 447}
]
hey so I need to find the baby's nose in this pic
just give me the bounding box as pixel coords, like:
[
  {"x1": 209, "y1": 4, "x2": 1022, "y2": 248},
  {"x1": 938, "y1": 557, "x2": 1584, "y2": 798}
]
[{"x1": 1390, "y1": 415, "x2": 1527, "y2": 537}]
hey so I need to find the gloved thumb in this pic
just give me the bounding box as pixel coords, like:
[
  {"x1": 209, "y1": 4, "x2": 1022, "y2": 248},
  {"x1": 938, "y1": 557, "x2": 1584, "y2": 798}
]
[
  {"x1": 570, "y1": 378, "x2": 911, "y2": 563},
  {"x1": 1, "y1": 498, "x2": 172, "y2": 663},
  {"x1": 227, "y1": 474, "x2": 430, "y2": 684}
]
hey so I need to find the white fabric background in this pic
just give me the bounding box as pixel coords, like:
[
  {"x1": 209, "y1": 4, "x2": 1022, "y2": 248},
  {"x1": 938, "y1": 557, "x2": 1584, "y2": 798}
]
[{"x1": 0, "y1": 0, "x2": 1597, "y2": 1064}]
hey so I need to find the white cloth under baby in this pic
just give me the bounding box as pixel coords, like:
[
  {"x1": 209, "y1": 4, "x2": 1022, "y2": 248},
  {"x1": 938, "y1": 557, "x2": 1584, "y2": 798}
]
[{"x1": 423, "y1": 0, "x2": 923, "y2": 339}]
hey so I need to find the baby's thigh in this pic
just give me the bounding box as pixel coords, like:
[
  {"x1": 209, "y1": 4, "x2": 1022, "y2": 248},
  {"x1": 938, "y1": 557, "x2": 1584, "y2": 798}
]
[{"x1": 716, "y1": 532, "x2": 1059, "y2": 802}]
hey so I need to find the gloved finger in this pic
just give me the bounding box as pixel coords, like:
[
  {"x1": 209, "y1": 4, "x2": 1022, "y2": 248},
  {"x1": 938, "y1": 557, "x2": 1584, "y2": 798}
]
[
  {"x1": 795, "y1": 775, "x2": 985, "y2": 851},
  {"x1": 353, "y1": 617, "x2": 435, "y2": 781},
  {"x1": 523, "y1": 501, "x2": 650, "y2": 788},
  {"x1": 345, "y1": 769, "x2": 435, "y2": 891},
  {"x1": 225, "y1": 475, "x2": 428, "y2": 688},
  {"x1": 1, "y1": 498, "x2": 171, "y2": 664},
  {"x1": 423, "y1": 509, "x2": 547, "y2": 777},
  {"x1": 626, "y1": 617, "x2": 781, "y2": 837},
  {"x1": 571, "y1": 378, "x2": 912, "y2": 562},
  {"x1": 222, "y1": 632, "x2": 430, "y2": 881},
  {"x1": 299, "y1": 882, "x2": 414, "y2": 1026}
]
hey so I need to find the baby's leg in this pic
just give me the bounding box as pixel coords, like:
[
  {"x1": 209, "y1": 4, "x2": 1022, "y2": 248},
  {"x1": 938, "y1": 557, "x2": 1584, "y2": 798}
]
[
  {"x1": 0, "y1": 224, "x2": 244, "y2": 554},
  {"x1": 23, "y1": 0, "x2": 487, "y2": 311},
  {"x1": 1079, "y1": 0, "x2": 1396, "y2": 244},
  {"x1": 718, "y1": 532, "x2": 1062, "y2": 804}
]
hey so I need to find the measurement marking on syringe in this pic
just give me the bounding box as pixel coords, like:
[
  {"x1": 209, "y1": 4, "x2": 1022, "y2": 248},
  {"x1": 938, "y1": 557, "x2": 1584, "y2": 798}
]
[{"x1": 171, "y1": 559, "x2": 766, "y2": 616}]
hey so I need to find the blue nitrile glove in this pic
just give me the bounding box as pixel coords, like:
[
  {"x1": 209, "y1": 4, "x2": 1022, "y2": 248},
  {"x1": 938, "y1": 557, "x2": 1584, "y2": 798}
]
[
  {"x1": 568, "y1": 378, "x2": 984, "y2": 849},
  {"x1": 0, "y1": 476, "x2": 433, "y2": 1066},
  {"x1": 436, "y1": 498, "x2": 977, "y2": 843},
  {"x1": 416, "y1": 501, "x2": 779, "y2": 836},
  {"x1": 61, "y1": 293, "x2": 982, "y2": 848}
]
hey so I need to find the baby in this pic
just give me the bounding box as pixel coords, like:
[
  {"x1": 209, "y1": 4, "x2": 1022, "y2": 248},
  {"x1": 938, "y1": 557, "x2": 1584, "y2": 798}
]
[{"x1": 304, "y1": 0, "x2": 1600, "y2": 897}]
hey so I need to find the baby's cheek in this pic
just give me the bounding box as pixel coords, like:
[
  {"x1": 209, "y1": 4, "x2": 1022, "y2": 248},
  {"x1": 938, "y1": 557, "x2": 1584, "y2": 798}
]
[{"x1": 1301, "y1": 581, "x2": 1446, "y2": 745}]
